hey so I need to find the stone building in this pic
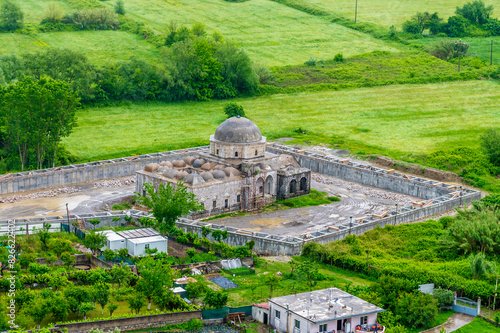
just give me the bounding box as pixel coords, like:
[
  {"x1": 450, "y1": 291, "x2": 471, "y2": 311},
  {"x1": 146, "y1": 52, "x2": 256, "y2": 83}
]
[{"x1": 135, "y1": 116, "x2": 310, "y2": 216}]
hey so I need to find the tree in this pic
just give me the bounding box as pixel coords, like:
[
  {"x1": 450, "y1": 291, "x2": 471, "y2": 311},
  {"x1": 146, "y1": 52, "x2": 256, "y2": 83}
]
[
  {"x1": 456, "y1": 0, "x2": 493, "y2": 24},
  {"x1": 402, "y1": 12, "x2": 441, "y2": 34},
  {"x1": 94, "y1": 282, "x2": 110, "y2": 315},
  {"x1": 185, "y1": 280, "x2": 208, "y2": 300},
  {"x1": 78, "y1": 302, "x2": 95, "y2": 320},
  {"x1": 0, "y1": 0, "x2": 23, "y2": 31},
  {"x1": 89, "y1": 218, "x2": 101, "y2": 229},
  {"x1": 128, "y1": 293, "x2": 145, "y2": 314},
  {"x1": 36, "y1": 223, "x2": 51, "y2": 251},
  {"x1": 136, "y1": 182, "x2": 203, "y2": 233},
  {"x1": 60, "y1": 252, "x2": 75, "y2": 267},
  {"x1": 50, "y1": 294, "x2": 69, "y2": 322},
  {"x1": 264, "y1": 274, "x2": 282, "y2": 298},
  {"x1": 24, "y1": 298, "x2": 49, "y2": 328},
  {"x1": 201, "y1": 226, "x2": 212, "y2": 238},
  {"x1": 48, "y1": 238, "x2": 73, "y2": 257},
  {"x1": 469, "y1": 252, "x2": 495, "y2": 279},
  {"x1": 136, "y1": 256, "x2": 173, "y2": 310},
  {"x1": 18, "y1": 253, "x2": 37, "y2": 269},
  {"x1": 433, "y1": 287, "x2": 454, "y2": 307},
  {"x1": 480, "y1": 128, "x2": 500, "y2": 167},
  {"x1": 0, "y1": 77, "x2": 79, "y2": 170},
  {"x1": 445, "y1": 15, "x2": 470, "y2": 37},
  {"x1": 114, "y1": 0, "x2": 126, "y2": 15},
  {"x1": 103, "y1": 249, "x2": 116, "y2": 262},
  {"x1": 186, "y1": 248, "x2": 197, "y2": 260},
  {"x1": 110, "y1": 263, "x2": 134, "y2": 288},
  {"x1": 223, "y1": 102, "x2": 245, "y2": 118},
  {"x1": 64, "y1": 286, "x2": 91, "y2": 314},
  {"x1": 153, "y1": 289, "x2": 187, "y2": 311},
  {"x1": 118, "y1": 247, "x2": 129, "y2": 259},
  {"x1": 395, "y1": 292, "x2": 438, "y2": 328},
  {"x1": 83, "y1": 232, "x2": 107, "y2": 255},
  {"x1": 203, "y1": 289, "x2": 228, "y2": 308},
  {"x1": 108, "y1": 302, "x2": 118, "y2": 317}
]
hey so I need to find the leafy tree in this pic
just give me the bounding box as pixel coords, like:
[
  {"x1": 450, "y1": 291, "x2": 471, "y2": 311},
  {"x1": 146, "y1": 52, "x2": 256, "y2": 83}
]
[
  {"x1": 103, "y1": 248, "x2": 116, "y2": 262},
  {"x1": 370, "y1": 275, "x2": 418, "y2": 312},
  {"x1": 185, "y1": 280, "x2": 208, "y2": 300},
  {"x1": 60, "y1": 251, "x2": 74, "y2": 268},
  {"x1": 297, "y1": 260, "x2": 322, "y2": 290},
  {"x1": 83, "y1": 232, "x2": 107, "y2": 255},
  {"x1": 223, "y1": 102, "x2": 245, "y2": 118},
  {"x1": 201, "y1": 226, "x2": 212, "y2": 238},
  {"x1": 264, "y1": 274, "x2": 282, "y2": 298},
  {"x1": 469, "y1": 252, "x2": 495, "y2": 279},
  {"x1": 78, "y1": 302, "x2": 95, "y2": 320},
  {"x1": 110, "y1": 263, "x2": 134, "y2": 288},
  {"x1": 212, "y1": 229, "x2": 224, "y2": 242},
  {"x1": 64, "y1": 286, "x2": 91, "y2": 314},
  {"x1": 480, "y1": 128, "x2": 500, "y2": 167},
  {"x1": 115, "y1": 0, "x2": 126, "y2": 15},
  {"x1": 94, "y1": 282, "x2": 110, "y2": 315},
  {"x1": 14, "y1": 289, "x2": 37, "y2": 311},
  {"x1": 136, "y1": 256, "x2": 173, "y2": 310},
  {"x1": 186, "y1": 248, "x2": 197, "y2": 260},
  {"x1": 145, "y1": 247, "x2": 158, "y2": 256},
  {"x1": 395, "y1": 292, "x2": 438, "y2": 328},
  {"x1": 445, "y1": 15, "x2": 470, "y2": 37},
  {"x1": 24, "y1": 298, "x2": 49, "y2": 328},
  {"x1": 128, "y1": 293, "x2": 145, "y2": 314},
  {"x1": 136, "y1": 182, "x2": 203, "y2": 233},
  {"x1": 48, "y1": 238, "x2": 73, "y2": 257},
  {"x1": 153, "y1": 289, "x2": 188, "y2": 311},
  {"x1": 18, "y1": 253, "x2": 37, "y2": 269},
  {"x1": 402, "y1": 12, "x2": 441, "y2": 34},
  {"x1": 203, "y1": 289, "x2": 228, "y2": 309},
  {"x1": 118, "y1": 247, "x2": 129, "y2": 258},
  {"x1": 48, "y1": 274, "x2": 70, "y2": 290},
  {"x1": 108, "y1": 302, "x2": 119, "y2": 316},
  {"x1": 89, "y1": 218, "x2": 101, "y2": 229},
  {"x1": 36, "y1": 223, "x2": 51, "y2": 251},
  {"x1": 0, "y1": 0, "x2": 23, "y2": 31},
  {"x1": 456, "y1": 0, "x2": 493, "y2": 24},
  {"x1": 433, "y1": 287, "x2": 454, "y2": 307},
  {"x1": 51, "y1": 294, "x2": 69, "y2": 321}
]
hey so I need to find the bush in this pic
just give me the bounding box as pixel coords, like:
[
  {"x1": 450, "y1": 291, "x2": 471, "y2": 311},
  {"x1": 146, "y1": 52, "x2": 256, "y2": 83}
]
[
  {"x1": 19, "y1": 253, "x2": 37, "y2": 269},
  {"x1": 486, "y1": 18, "x2": 500, "y2": 35},
  {"x1": 223, "y1": 102, "x2": 245, "y2": 118},
  {"x1": 334, "y1": 53, "x2": 344, "y2": 62},
  {"x1": 427, "y1": 40, "x2": 470, "y2": 60},
  {"x1": 456, "y1": 0, "x2": 493, "y2": 25},
  {"x1": 42, "y1": 2, "x2": 64, "y2": 24},
  {"x1": 62, "y1": 8, "x2": 119, "y2": 30},
  {"x1": 0, "y1": 0, "x2": 23, "y2": 31},
  {"x1": 444, "y1": 15, "x2": 470, "y2": 37},
  {"x1": 480, "y1": 128, "x2": 500, "y2": 167},
  {"x1": 253, "y1": 63, "x2": 275, "y2": 85},
  {"x1": 402, "y1": 20, "x2": 422, "y2": 34},
  {"x1": 433, "y1": 287, "x2": 454, "y2": 307},
  {"x1": 114, "y1": 0, "x2": 125, "y2": 15},
  {"x1": 28, "y1": 263, "x2": 50, "y2": 275}
]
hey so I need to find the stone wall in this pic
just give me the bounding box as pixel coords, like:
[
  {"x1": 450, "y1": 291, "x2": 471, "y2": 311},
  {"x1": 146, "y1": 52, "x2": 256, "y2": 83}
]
[{"x1": 56, "y1": 310, "x2": 201, "y2": 333}]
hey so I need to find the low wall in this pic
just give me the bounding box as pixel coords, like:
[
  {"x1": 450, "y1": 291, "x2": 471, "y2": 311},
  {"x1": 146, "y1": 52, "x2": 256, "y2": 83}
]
[
  {"x1": 56, "y1": 311, "x2": 201, "y2": 333},
  {"x1": 0, "y1": 147, "x2": 208, "y2": 195},
  {"x1": 36, "y1": 254, "x2": 89, "y2": 266}
]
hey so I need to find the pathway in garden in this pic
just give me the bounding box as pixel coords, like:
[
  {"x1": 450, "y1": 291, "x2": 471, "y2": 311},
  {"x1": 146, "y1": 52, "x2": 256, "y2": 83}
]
[{"x1": 421, "y1": 313, "x2": 475, "y2": 333}]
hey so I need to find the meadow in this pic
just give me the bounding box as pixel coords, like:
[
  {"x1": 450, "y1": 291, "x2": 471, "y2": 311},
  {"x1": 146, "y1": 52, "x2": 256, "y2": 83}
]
[
  {"x1": 301, "y1": 0, "x2": 500, "y2": 28},
  {"x1": 65, "y1": 80, "x2": 500, "y2": 162},
  {"x1": 0, "y1": 31, "x2": 161, "y2": 65}
]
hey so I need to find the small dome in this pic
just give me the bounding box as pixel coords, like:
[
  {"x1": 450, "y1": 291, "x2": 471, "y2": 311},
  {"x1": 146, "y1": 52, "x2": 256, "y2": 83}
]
[
  {"x1": 163, "y1": 168, "x2": 178, "y2": 179},
  {"x1": 144, "y1": 163, "x2": 160, "y2": 172},
  {"x1": 214, "y1": 164, "x2": 226, "y2": 170},
  {"x1": 183, "y1": 156, "x2": 196, "y2": 165},
  {"x1": 200, "y1": 171, "x2": 215, "y2": 182},
  {"x1": 157, "y1": 166, "x2": 169, "y2": 174},
  {"x1": 176, "y1": 171, "x2": 188, "y2": 179},
  {"x1": 184, "y1": 174, "x2": 205, "y2": 186},
  {"x1": 193, "y1": 159, "x2": 206, "y2": 168},
  {"x1": 260, "y1": 163, "x2": 271, "y2": 170},
  {"x1": 214, "y1": 117, "x2": 262, "y2": 143},
  {"x1": 224, "y1": 167, "x2": 241, "y2": 178},
  {"x1": 172, "y1": 160, "x2": 186, "y2": 168},
  {"x1": 211, "y1": 170, "x2": 226, "y2": 180},
  {"x1": 201, "y1": 162, "x2": 216, "y2": 171},
  {"x1": 160, "y1": 161, "x2": 173, "y2": 168}
]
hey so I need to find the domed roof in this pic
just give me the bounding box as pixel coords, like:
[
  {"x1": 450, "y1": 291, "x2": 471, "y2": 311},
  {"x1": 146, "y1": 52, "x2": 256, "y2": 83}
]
[
  {"x1": 211, "y1": 170, "x2": 227, "y2": 180},
  {"x1": 214, "y1": 117, "x2": 262, "y2": 143}
]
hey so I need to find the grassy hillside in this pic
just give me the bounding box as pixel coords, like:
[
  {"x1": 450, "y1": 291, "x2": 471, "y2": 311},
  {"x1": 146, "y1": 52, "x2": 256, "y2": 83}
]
[
  {"x1": 0, "y1": 31, "x2": 161, "y2": 64},
  {"x1": 96, "y1": 0, "x2": 400, "y2": 65},
  {"x1": 64, "y1": 80, "x2": 500, "y2": 162},
  {"x1": 301, "y1": 0, "x2": 500, "y2": 28}
]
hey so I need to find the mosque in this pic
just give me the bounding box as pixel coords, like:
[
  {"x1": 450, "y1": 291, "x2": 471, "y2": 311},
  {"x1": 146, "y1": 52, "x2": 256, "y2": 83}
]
[{"x1": 135, "y1": 116, "x2": 311, "y2": 216}]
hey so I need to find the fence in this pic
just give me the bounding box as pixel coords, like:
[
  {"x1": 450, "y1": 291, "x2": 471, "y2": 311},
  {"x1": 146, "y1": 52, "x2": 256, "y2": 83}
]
[
  {"x1": 453, "y1": 297, "x2": 479, "y2": 316},
  {"x1": 202, "y1": 306, "x2": 253, "y2": 320},
  {"x1": 98, "y1": 255, "x2": 135, "y2": 266}
]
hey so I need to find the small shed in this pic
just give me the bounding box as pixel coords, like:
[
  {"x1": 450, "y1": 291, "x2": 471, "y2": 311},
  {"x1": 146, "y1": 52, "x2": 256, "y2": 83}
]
[
  {"x1": 252, "y1": 302, "x2": 269, "y2": 324},
  {"x1": 126, "y1": 235, "x2": 168, "y2": 256},
  {"x1": 97, "y1": 230, "x2": 126, "y2": 251},
  {"x1": 171, "y1": 287, "x2": 187, "y2": 299}
]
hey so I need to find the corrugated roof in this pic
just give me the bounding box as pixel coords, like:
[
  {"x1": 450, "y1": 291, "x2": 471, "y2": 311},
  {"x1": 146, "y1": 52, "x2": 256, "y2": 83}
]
[
  {"x1": 127, "y1": 235, "x2": 166, "y2": 244},
  {"x1": 117, "y1": 228, "x2": 160, "y2": 239}
]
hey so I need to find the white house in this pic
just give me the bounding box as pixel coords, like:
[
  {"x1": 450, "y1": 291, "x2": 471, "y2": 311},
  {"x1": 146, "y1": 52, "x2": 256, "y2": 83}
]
[
  {"x1": 126, "y1": 235, "x2": 168, "y2": 256},
  {"x1": 98, "y1": 228, "x2": 168, "y2": 256},
  {"x1": 253, "y1": 302, "x2": 270, "y2": 325},
  {"x1": 269, "y1": 288, "x2": 384, "y2": 333}
]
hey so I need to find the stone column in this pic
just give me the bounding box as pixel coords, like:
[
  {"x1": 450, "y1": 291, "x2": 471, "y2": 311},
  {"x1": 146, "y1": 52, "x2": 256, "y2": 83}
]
[{"x1": 477, "y1": 298, "x2": 481, "y2": 315}]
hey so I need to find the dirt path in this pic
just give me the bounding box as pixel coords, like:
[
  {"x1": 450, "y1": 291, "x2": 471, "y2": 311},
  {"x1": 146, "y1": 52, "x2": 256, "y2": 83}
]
[{"x1": 420, "y1": 313, "x2": 475, "y2": 333}]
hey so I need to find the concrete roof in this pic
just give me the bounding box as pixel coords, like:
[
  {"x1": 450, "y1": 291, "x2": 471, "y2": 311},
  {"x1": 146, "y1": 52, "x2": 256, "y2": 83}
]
[
  {"x1": 254, "y1": 302, "x2": 269, "y2": 310},
  {"x1": 213, "y1": 116, "x2": 262, "y2": 143},
  {"x1": 127, "y1": 235, "x2": 167, "y2": 244},
  {"x1": 97, "y1": 230, "x2": 125, "y2": 242},
  {"x1": 269, "y1": 288, "x2": 384, "y2": 324}
]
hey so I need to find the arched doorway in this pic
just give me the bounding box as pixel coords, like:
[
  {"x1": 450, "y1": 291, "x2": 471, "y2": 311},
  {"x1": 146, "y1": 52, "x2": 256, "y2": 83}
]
[
  {"x1": 265, "y1": 175, "x2": 273, "y2": 194},
  {"x1": 300, "y1": 177, "x2": 307, "y2": 191},
  {"x1": 256, "y1": 177, "x2": 264, "y2": 195},
  {"x1": 289, "y1": 179, "x2": 297, "y2": 194}
]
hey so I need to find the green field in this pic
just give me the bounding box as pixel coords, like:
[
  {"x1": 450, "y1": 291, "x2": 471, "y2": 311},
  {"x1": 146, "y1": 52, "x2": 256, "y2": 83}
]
[
  {"x1": 0, "y1": 31, "x2": 161, "y2": 64},
  {"x1": 302, "y1": 0, "x2": 500, "y2": 28},
  {"x1": 65, "y1": 80, "x2": 500, "y2": 162},
  {"x1": 455, "y1": 317, "x2": 500, "y2": 332},
  {"x1": 97, "y1": 0, "x2": 400, "y2": 65},
  {"x1": 408, "y1": 36, "x2": 500, "y2": 66}
]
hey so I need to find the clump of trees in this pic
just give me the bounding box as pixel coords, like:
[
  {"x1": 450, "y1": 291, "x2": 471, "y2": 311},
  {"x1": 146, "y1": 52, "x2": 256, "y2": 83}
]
[
  {"x1": 0, "y1": 0, "x2": 23, "y2": 31},
  {"x1": 223, "y1": 102, "x2": 246, "y2": 118},
  {"x1": 402, "y1": 1, "x2": 500, "y2": 37}
]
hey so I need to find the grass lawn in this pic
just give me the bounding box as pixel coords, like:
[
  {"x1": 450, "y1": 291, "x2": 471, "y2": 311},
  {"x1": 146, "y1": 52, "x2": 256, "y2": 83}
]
[
  {"x1": 455, "y1": 317, "x2": 500, "y2": 332},
  {"x1": 408, "y1": 36, "x2": 500, "y2": 66},
  {"x1": 99, "y1": 0, "x2": 400, "y2": 66},
  {"x1": 0, "y1": 31, "x2": 161, "y2": 64},
  {"x1": 301, "y1": 0, "x2": 500, "y2": 28},
  {"x1": 65, "y1": 80, "x2": 500, "y2": 162}
]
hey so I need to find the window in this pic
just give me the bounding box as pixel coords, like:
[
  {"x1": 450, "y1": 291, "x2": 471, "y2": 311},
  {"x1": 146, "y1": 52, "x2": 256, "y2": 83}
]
[
  {"x1": 225, "y1": 199, "x2": 228, "y2": 208},
  {"x1": 275, "y1": 310, "x2": 280, "y2": 319},
  {"x1": 235, "y1": 151, "x2": 238, "y2": 157},
  {"x1": 255, "y1": 150, "x2": 258, "y2": 156},
  {"x1": 360, "y1": 316, "x2": 368, "y2": 325},
  {"x1": 237, "y1": 195, "x2": 241, "y2": 203},
  {"x1": 319, "y1": 324, "x2": 327, "y2": 332},
  {"x1": 294, "y1": 319, "x2": 300, "y2": 329},
  {"x1": 213, "y1": 200, "x2": 217, "y2": 208},
  {"x1": 216, "y1": 149, "x2": 219, "y2": 154},
  {"x1": 145, "y1": 244, "x2": 150, "y2": 249}
]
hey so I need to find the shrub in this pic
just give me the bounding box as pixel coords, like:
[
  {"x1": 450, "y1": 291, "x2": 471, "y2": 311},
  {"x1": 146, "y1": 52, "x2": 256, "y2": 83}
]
[
  {"x1": 253, "y1": 63, "x2": 275, "y2": 85},
  {"x1": 223, "y1": 102, "x2": 245, "y2": 118},
  {"x1": 114, "y1": 0, "x2": 125, "y2": 15},
  {"x1": 0, "y1": 0, "x2": 23, "y2": 31},
  {"x1": 304, "y1": 56, "x2": 317, "y2": 66},
  {"x1": 42, "y1": 2, "x2": 64, "y2": 23},
  {"x1": 433, "y1": 287, "x2": 454, "y2": 307},
  {"x1": 19, "y1": 253, "x2": 37, "y2": 269},
  {"x1": 61, "y1": 252, "x2": 75, "y2": 267},
  {"x1": 62, "y1": 8, "x2": 119, "y2": 30},
  {"x1": 480, "y1": 128, "x2": 500, "y2": 167},
  {"x1": 402, "y1": 20, "x2": 422, "y2": 34},
  {"x1": 455, "y1": 0, "x2": 493, "y2": 25},
  {"x1": 28, "y1": 263, "x2": 50, "y2": 275},
  {"x1": 427, "y1": 40, "x2": 470, "y2": 60},
  {"x1": 444, "y1": 15, "x2": 470, "y2": 37},
  {"x1": 486, "y1": 18, "x2": 500, "y2": 35},
  {"x1": 334, "y1": 53, "x2": 344, "y2": 62}
]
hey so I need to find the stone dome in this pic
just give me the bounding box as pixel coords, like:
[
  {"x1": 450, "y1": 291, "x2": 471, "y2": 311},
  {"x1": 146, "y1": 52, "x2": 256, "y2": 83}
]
[
  {"x1": 200, "y1": 171, "x2": 215, "y2": 182},
  {"x1": 144, "y1": 163, "x2": 160, "y2": 172},
  {"x1": 211, "y1": 170, "x2": 227, "y2": 180},
  {"x1": 176, "y1": 171, "x2": 188, "y2": 179},
  {"x1": 224, "y1": 167, "x2": 241, "y2": 178},
  {"x1": 163, "y1": 168, "x2": 178, "y2": 179},
  {"x1": 160, "y1": 161, "x2": 173, "y2": 168},
  {"x1": 184, "y1": 174, "x2": 205, "y2": 186},
  {"x1": 214, "y1": 117, "x2": 262, "y2": 143},
  {"x1": 172, "y1": 160, "x2": 186, "y2": 168},
  {"x1": 183, "y1": 156, "x2": 196, "y2": 165},
  {"x1": 193, "y1": 159, "x2": 206, "y2": 168}
]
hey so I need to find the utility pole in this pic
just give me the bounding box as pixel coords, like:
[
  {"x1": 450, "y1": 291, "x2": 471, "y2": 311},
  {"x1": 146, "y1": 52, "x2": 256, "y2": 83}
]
[
  {"x1": 349, "y1": 216, "x2": 353, "y2": 234},
  {"x1": 355, "y1": 0, "x2": 358, "y2": 23},
  {"x1": 394, "y1": 204, "x2": 398, "y2": 226},
  {"x1": 66, "y1": 203, "x2": 70, "y2": 232},
  {"x1": 491, "y1": 39, "x2": 494, "y2": 66}
]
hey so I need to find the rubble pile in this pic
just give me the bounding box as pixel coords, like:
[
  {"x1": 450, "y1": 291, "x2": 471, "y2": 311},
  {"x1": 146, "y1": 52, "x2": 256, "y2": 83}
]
[
  {"x1": 93, "y1": 176, "x2": 135, "y2": 188},
  {"x1": 0, "y1": 187, "x2": 81, "y2": 203}
]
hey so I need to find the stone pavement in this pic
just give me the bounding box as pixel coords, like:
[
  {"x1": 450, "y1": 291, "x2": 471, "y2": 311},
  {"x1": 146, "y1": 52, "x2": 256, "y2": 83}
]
[{"x1": 421, "y1": 313, "x2": 475, "y2": 333}]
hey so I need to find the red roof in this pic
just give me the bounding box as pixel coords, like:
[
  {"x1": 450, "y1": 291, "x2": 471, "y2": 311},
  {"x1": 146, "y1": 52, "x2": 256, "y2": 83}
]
[{"x1": 253, "y1": 302, "x2": 269, "y2": 309}]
